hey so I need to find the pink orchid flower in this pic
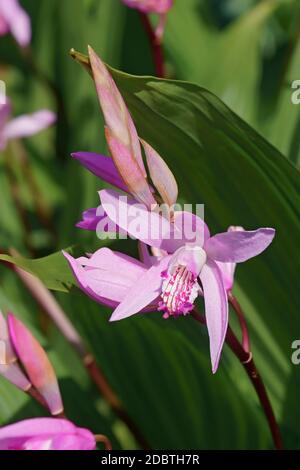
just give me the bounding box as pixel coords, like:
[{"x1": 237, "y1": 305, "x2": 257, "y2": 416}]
[
  {"x1": 72, "y1": 47, "x2": 177, "y2": 228},
  {"x1": 0, "y1": 418, "x2": 96, "y2": 450},
  {"x1": 0, "y1": 100, "x2": 56, "y2": 151},
  {"x1": 0, "y1": 0, "x2": 31, "y2": 47},
  {"x1": 0, "y1": 312, "x2": 63, "y2": 416},
  {"x1": 122, "y1": 0, "x2": 173, "y2": 40},
  {"x1": 64, "y1": 190, "x2": 275, "y2": 373}
]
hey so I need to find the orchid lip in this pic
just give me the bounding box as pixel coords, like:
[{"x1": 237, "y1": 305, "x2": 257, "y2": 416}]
[{"x1": 159, "y1": 264, "x2": 201, "y2": 318}]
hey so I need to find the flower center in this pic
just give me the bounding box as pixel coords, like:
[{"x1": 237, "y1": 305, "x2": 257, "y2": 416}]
[{"x1": 158, "y1": 265, "x2": 200, "y2": 319}]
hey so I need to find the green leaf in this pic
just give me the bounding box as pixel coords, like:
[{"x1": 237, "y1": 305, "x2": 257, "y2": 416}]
[
  {"x1": 0, "y1": 251, "x2": 74, "y2": 292},
  {"x1": 165, "y1": 0, "x2": 279, "y2": 123},
  {"x1": 265, "y1": 36, "x2": 300, "y2": 165}
]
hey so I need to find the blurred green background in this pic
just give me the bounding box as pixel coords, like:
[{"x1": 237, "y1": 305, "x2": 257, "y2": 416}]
[{"x1": 0, "y1": 0, "x2": 300, "y2": 449}]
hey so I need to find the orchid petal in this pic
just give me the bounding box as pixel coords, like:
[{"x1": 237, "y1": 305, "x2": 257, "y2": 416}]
[
  {"x1": 3, "y1": 110, "x2": 56, "y2": 141},
  {"x1": 110, "y1": 256, "x2": 170, "y2": 321},
  {"x1": 0, "y1": 418, "x2": 74, "y2": 439},
  {"x1": 88, "y1": 46, "x2": 155, "y2": 207},
  {"x1": 205, "y1": 228, "x2": 275, "y2": 263},
  {"x1": 0, "y1": 363, "x2": 31, "y2": 391},
  {"x1": 76, "y1": 208, "x2": 105, "y2": 231},
  {"x1": 32, "y1": 432, "x2": 95, "y2": 450},
  {"x1": 64, "y1": 252, "x2": 124, "y2": 307},
  {"x1": 0, "y1": 0, "x2": 31, "y2": 47},
  {"x1": 100, "y1": 188, "x2": 169, "y2": 245},
  {"x1": 216, "y1": 226, "x2": 245, "y2": 291},
  {"x1": 199, "y1": 260, "x2": 228, "y2": 373},
  {"x1": 0, "y1": 310, "x2": 16, "y2": 363},
  {"x1": 100, "y1": 188, "x2": 209, "y2": 252},
  {"x1": 71, "y1": 152, "x2": 128, "y2": 192},
  {"x1": 76, "y1": 206, "x2": 120, "y2": 233},
  {"x1": 88, "y1": 46, "x2": 144, "y2": 170},
  {"x1": 141, "y1": 139, "x2": 178, "y2": 206},
  {"x1": 173, "y1": 211, "x2": 210, "y2": 246},
  {"x1": 216, "y1": 261, "x2": 236, "y2": 292},
  {"x1": 100, "y1": 189, "x2": 185, "y2": 252},
  {"x1": 105, "y1": 127, "x2": 156, "y2": 208},
  {"x1": 0, "y1": 418, "x2": 96, "y2": 451},
  {"x1": 78, "y1": 247, "x2": 145, "y2": 272},
  {"x1": 7, "y1": 314, "x2": 63, "y2": 415},
  {"x1": 63, "y1": 249, "x2": 153, "y2": 309}
]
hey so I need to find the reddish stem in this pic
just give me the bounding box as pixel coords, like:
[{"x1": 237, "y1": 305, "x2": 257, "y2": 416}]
[
  {"x1": 228, "y1": 292, "x2": 251, "y2": 353},
  {"x1": 139, "y1": 13, "x2": 166, "y2": 78},
  {"x1": 94, "y1": 434, "x2": 113, "y2": 451},
  {"x1": 192, "y1": 310, "x2": 283, "y2": 450}
]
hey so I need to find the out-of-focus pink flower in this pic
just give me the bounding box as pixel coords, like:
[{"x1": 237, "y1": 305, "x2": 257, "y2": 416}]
[
  {"x1": 0, "y1": 418, "x2": 96, "y2": 450},
  {"x1": 122, "y1": 0, "x2": 173, "y2": 14},
  {"x1": 7, "y1": 314, "x2": 64, "y2": 416},
  {"x1": 0, "y1": 100, "x2": 56, "y2": 151},
  {"x1": 0, "y1": 0, "x2": 31, "y2": 47},
  {"x1": 0, "y1": 311, "x2": 63, "y2": 415},
  {"x1": 0, "y1": 311, "x2": 31, "y2": 392},
  {"x1": 122, "y1": 0, "x2": 173, "y2": 40}
]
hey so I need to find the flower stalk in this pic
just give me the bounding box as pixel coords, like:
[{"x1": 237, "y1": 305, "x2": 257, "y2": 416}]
[
  {"x1": 139, "y1": 13, "x2": 166, "y2": 78},
  {"x1": 228, "y1": 292, "x2": 251, "y2": 353},
  {"x1": 3, "y1": 149, "x2": 33, "y2": 255},
  {"x1": 94, "y1": 434, "x2": 113, "y2": 451}
]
